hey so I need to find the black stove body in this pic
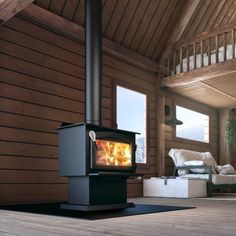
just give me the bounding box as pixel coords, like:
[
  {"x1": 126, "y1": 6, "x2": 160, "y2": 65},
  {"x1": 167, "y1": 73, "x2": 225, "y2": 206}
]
[
  {"x1": 58, "y1": 123, "x2": 137, "y2": 211},
  {"x1": 57, "y1": 0, "x2": 138, "y2": 211}
]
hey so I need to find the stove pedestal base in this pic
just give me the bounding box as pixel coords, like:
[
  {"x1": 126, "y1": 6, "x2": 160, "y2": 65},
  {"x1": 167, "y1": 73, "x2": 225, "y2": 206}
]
[{"x1": 63, "y1": 175, "x2": 134, "y2": 211}]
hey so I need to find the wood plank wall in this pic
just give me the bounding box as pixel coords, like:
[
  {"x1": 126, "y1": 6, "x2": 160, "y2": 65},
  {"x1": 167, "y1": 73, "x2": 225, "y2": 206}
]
[
  {"x1": 0, "y1": 16, "x2": 157, "y2": 203},
  {"x1": 164, "y1": 92, "x2": 219, "y2": 175}
]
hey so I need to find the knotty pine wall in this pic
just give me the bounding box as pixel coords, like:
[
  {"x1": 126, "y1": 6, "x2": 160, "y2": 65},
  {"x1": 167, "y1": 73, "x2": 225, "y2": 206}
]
[
  {"x1": 164, "y1": 93, "x2": 219, "y2": 175},
  {"x1": 0, "y1": 16, "x2": 157, "y2": 203}
]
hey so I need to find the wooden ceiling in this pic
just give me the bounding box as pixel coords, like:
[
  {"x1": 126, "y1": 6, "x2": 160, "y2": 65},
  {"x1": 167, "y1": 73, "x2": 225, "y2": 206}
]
[
  {"x1": 31, "y1": 0, "x2": 236, "y2": 109},
  {"x1": 34, "y1": 0, "x2": 187, "y2": 61},
  {"x1": 170, "y1": 74, "x2": 236, "y2": 109},
  {"x1": 33, "y1": 0, "x2": 236, "y2": 62},
  {"x1": 162, "y1": 59, "x2": 236, "y2": 109},
  {"x1": 180, "y1": 0, "x2": 236, "y2": 44}
]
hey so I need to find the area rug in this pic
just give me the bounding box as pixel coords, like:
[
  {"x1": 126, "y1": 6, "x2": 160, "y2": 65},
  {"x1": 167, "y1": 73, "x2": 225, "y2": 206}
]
[{"x1": 0, "y1": 203, "x2": 194, "y2": 220}]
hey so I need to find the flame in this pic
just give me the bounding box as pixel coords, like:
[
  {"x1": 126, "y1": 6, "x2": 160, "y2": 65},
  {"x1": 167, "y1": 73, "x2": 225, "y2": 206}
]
[{"x1": 95, "y1": 139, "x2": 132, "y2": 166}]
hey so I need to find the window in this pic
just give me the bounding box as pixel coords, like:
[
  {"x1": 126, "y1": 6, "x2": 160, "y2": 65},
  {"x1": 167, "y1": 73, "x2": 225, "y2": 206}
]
[
  {"x1": 176, "y1": 106, "x2": 209, "y2": 143},
  {"x1": 116, "y1": 86, "x2": 147, "y2": 164}
]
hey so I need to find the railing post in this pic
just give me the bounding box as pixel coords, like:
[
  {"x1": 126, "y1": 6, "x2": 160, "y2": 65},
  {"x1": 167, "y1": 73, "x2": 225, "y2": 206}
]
[
  {"x1": 208, "y1": 38, "x2": 211, "y2": 65},
  {"x1": 186, "y1": 46, "x2": 189, "y2": 71},
  {"x1": 193, "y1": 42, "x2": 196, "y2": 69},
  {"x1": 180, "y1": 47, "x2": 183, "y2": 73},
  {"x1": 232, "y1": 29, "x2": 235, "y2": 59},
  {"x1": 167, "y1": 56, "x2": 170, "y2": 76},
  {"x1": 216, "y1": 34, "x2": 219, "y2": 63},
  {"x1": 173, "y1": 49, "x2": 176, "y2": 74},
  {"x1": 200, "y1": 40, "x2": 203, "y2": 67},
  {"x1": 224, "y1": 32, "x2": 227, "y2": 61}
]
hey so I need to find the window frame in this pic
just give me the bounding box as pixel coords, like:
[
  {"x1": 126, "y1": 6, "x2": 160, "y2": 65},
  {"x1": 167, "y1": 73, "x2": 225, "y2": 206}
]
[
  {"x1": 113, "y1": 80, "x2": 149, "y2": 168},
  {"x1": 173, "y1": 103, "x2": 211, "y2": 146}
]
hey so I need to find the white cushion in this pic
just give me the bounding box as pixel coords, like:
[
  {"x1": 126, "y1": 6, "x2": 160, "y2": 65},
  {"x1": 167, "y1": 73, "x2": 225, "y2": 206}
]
[
  {"x1": 181, "y1": 174, "x2": 210, "y2": 181},
  {"x1": 217, "y1": 164, "x2": 236, "y2": 175},
  {"x1": 212, "y1": 174, "x2": 234, "y2": 185},
  {"x1": 232, "y1": 175, "x2": 236, "y2": 183},
  {"x1": 184, "y1": 160, "x2": 204, "y2": 166},
  {"x1": 182, "y1": 174, "x2": 236, "y2": 185},
  {"x1": 184, "y1": 160, "x2": 208, "y2": 174}
]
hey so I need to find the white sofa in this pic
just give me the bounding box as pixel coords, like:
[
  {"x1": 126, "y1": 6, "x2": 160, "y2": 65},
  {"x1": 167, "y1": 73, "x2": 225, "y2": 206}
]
[{"x1": 168, "y1": 149, "x2": 236, "y2": 195}]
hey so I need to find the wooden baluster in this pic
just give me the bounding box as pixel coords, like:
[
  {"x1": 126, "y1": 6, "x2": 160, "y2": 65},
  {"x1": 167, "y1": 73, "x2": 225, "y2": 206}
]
[
  {"x1": 216, "y1": 34, "x2": 219, "y2": 63},
  {"x1": 167, "y1": 56, "x2": 170, "y2": 76},
  {"x1": 180, "y1": 47, "x2": 183, "y2": 73},
  {"x1": 200, "y1": 40, "x2": 203, "y2": 67},
  {"x1": 208, "y1": 39, "x2": 211, "y2": 65},
  {"x1": 173, "y1": 49, "x2": 176, "y2": 75},
  {"x1": 224, "y1": 32, "x2": 227, "y2": 61},
  {"x1": 193, "y1": 42, "x2": 196, "y2": 69},
  {"x1": 232, "y1": 29, "x2": 235, "y2": 59},
  {"x1": 186, "y1": 46, "x2": 189, "y2": 71}
]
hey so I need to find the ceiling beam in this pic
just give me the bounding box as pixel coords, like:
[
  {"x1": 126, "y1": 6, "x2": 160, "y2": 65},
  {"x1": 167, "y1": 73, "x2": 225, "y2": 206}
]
[
  {"x1": 19, "y1": 4, "x2": 158, "y2": 73},
  {"x1": 161, "y1": 59, "x2": 236, "y2": 88},
  {"x1": 0, "y1": 0, "x2": 33, "y2": 25},
  {"x1": 159, "y1": 0, "x2": 201, "y2": 64}
]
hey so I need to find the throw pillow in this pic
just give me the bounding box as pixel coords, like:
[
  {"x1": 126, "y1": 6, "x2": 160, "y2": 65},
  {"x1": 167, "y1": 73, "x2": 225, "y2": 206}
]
[{"x1": 217, "y1": 164, "x2": 236, "y2": 175}]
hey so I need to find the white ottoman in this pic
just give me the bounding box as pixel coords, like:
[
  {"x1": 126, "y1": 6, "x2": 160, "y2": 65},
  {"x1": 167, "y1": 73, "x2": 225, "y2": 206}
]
[{"x1": 143, "y1": 177, "x2": 207, "y2": 198}]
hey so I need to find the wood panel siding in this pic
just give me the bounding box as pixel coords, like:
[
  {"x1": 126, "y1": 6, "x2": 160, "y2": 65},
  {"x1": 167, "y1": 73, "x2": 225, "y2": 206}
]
[
  {"x1": 169, "y1": 78, "x2": 236, "y2": 109},
  {"x1": 163, "y1": 93, "x2": 219, "y2": 176},
  {"x1": 33, "y1": 0, "x2": 236, "y2": 64},
  {"x1": 0, "y1": 16, "x2": 157, "y2": 203},
  {"x1": 48, "y1": 0, "x2": 67, "y2": 16},
  {"x1": 34, "y1": 0, "x2": 51, "y2": 10},
  {"x1": 61, "y1": 0, "x2": 79, "y2": 21},
  {"x1": 0, "y1": 0, "x2": 33, "y2": 25},
  {"x1": 20, "y1": 4, "x2": 158, "y2": 73},
  {"x1": 180, "y1": 0, "x2": 236, "y2": 43},
  {"x1": 33, "y1": 0, "x2": 188, "y2": 61},
  {"x1": 145, "y1": 0, "x2": 185, "y2": 60},
  {"x1": 72, "y1": 0, "x2": 84, "y2": 25}
]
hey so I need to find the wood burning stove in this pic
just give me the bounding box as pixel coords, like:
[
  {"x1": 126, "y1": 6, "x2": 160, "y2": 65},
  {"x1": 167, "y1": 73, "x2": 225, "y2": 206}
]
[
  {"x1": 58, "y1": 123, "x2": 137, "y2": 211},
  {"x1": 57, "y1": 0, "x2": 137, "y2": 211}
]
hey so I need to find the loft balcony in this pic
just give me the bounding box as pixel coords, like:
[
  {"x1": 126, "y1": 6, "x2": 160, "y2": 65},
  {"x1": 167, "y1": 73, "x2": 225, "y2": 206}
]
[{"x1": 161, "y1": 26, "x2": 236, "y2": 109}]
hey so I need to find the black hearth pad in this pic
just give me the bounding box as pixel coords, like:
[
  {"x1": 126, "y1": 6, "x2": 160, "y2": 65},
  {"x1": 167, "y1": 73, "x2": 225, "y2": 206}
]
[{"x1": 0, "y1": 203, "x2": 195, "y2": 220}]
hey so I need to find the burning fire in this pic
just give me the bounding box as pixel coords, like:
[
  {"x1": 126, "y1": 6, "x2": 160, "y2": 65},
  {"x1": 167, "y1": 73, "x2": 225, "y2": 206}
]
[{"x1": 95, "y1": 139, "x2": 132, "y2": 166}]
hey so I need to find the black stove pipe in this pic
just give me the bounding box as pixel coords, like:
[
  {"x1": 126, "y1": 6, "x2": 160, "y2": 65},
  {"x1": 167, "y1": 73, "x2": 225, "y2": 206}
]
[{"x1": 85, "y1": 0, "x2": 102, "y2": 126}]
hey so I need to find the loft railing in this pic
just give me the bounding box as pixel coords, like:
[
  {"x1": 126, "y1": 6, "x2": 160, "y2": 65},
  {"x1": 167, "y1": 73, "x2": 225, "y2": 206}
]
[{"x1": 164, "y1": 28, "x2": 236, "y2": 77}]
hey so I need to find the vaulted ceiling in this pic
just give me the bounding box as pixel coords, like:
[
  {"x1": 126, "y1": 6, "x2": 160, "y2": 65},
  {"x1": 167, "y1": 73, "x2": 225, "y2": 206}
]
[
  {"x1": 34, "y1": 0, "x2": 187, "y2": 61},
  {"x1": 34, "y1": 0, "x2": 236, "y2": 62},
  {"x1": 32, "y1": 0, "x2": 236, "y2": 108},
  {"x1": 21, "y1": 0, "x2": 236, "y2": 109},
  {"x1": 180, "y1": 0, "x2": 236, "y2": 43}
]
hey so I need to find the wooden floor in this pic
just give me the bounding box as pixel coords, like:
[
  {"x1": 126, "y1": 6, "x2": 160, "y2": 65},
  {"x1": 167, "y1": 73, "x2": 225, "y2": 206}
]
[{"x1": 1, "y1": 195, "x2": 236, "y2": 236}]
